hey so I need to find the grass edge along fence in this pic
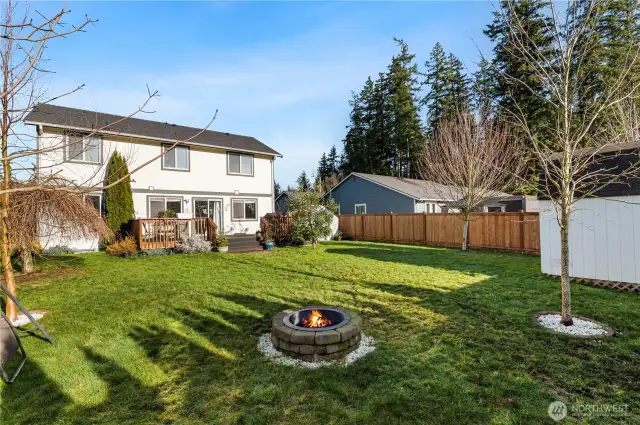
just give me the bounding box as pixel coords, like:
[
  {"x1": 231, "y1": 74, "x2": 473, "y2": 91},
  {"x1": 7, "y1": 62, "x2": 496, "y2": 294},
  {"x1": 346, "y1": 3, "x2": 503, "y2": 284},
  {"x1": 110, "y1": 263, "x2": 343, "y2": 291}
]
[{"x1": 338, "y1": 212, "x2": 540, "y2": 255}]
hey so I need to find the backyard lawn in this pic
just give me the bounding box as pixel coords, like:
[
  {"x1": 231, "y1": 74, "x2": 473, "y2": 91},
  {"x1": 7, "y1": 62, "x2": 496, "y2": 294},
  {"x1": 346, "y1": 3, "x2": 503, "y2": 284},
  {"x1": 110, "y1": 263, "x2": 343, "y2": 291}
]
[{"x1": 1, "y1": 242, "x2": 639, "y2": 424}]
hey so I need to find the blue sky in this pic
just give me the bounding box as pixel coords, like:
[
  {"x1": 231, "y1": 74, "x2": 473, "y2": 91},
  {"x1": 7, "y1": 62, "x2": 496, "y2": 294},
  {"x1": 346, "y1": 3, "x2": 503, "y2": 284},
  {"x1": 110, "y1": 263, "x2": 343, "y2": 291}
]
[{"x1": 34, "y1": 1, "x2": 495, "y2": 186}]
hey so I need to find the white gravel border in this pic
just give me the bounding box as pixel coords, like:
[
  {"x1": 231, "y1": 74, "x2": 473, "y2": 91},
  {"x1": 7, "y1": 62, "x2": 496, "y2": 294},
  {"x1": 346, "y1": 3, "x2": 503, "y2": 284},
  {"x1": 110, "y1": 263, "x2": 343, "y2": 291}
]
[
  {"x1": 11, "y1": 311, "x2": 44, "y2": 327},
  {"x1": 536, "y1": 313, "x2": 609, "y2": 336},
  {"x1": 258, "y1": 332, "x2": 376, "y2": 368}
]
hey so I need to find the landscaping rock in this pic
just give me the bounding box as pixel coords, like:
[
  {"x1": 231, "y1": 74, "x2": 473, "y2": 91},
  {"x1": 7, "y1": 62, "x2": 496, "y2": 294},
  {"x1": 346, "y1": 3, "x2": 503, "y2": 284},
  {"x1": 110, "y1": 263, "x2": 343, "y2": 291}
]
[
  {"x1": 290, "y1": 330, "x2": 315, "y2": 345},
  {"x1": 273, "y1": 325, "x2": 292, "y2": 342}
]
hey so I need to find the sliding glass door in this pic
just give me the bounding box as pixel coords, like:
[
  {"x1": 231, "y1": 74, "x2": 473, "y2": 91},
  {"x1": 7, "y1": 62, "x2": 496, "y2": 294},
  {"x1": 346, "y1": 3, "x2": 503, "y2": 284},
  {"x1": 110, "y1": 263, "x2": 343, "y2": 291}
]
[{"x1": 194, "y1": 199, "x2": 222, "y2": 231}]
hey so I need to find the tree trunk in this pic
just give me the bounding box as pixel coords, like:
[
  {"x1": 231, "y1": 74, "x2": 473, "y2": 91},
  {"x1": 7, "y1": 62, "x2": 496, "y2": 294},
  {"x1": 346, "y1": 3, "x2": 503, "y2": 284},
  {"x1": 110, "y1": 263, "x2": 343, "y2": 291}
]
[
  {"x1": 1, "y1": 197, "x2": 17, "y2": 320},
  {"x1": 462, "y1": 213, "x2": 470, "y2": 250},
  {"x1": 20, "y1": 250, "x2": 34, "y2": 274},
  {"x1": 560, "y1": 203, "x2": 573, "y2": 326}
]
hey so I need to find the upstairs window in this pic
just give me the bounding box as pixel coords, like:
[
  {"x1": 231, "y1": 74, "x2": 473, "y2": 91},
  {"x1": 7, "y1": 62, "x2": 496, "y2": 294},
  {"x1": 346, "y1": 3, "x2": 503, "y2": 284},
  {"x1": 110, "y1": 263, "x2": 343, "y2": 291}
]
[
  {"x1": 68, "y1": 134, "x2": 101, "y2": 164},
  {"x1": 162, "y1": 144, "x2": 189, "y2": 171},
  {"x1": 227, "y1": 153, "x2": 253, "y2": 176}
]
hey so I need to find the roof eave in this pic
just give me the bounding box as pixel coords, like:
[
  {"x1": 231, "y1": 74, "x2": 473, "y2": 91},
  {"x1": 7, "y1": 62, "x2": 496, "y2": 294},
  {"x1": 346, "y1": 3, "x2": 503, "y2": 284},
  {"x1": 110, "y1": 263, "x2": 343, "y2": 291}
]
[{"x1": 24, "y1": 120, "x2": 282, "y2": 157}]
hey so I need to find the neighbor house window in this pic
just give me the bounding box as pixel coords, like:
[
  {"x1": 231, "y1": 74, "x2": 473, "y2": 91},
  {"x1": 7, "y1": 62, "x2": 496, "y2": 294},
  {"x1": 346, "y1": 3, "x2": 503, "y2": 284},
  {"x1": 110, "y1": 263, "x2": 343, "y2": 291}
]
[
  {"x1": 355, "y1": 204, "x2": 366, "y2": 214},
  {"x1": 231, "y1": 199, "x2": 257, "y2": 220},
  {"x1": 162, "y1": 145, "x2": 189, "y2": 171},
  {"x1": 86, "y1": 193, "x2": 102, "y2": 214},
  {"x1": 227, "y1": 153, "x2": 253, "y2": 176},
  {"x1": 68, "y1": 134, "x2": 101, "y2": 163},
  {"x1": 148, "y1": 197, "x2": 183, "y2": 218}
]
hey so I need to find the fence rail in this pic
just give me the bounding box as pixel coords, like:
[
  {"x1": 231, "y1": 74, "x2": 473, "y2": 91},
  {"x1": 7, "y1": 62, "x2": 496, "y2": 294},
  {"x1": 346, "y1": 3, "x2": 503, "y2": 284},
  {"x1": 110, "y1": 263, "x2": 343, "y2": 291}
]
[
  {"x1": 130, "y1": 218, "x2": 217, "y2": 250},
  {"x1": 338, "y1": 212, "x2": 540, "y2": 254}
]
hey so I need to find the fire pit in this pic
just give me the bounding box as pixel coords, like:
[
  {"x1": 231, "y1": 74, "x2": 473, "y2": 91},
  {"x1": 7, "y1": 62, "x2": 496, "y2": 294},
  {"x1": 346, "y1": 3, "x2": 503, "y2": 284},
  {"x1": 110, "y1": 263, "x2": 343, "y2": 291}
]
[{"x1": 271, "y1": 306, "x2": 362, "y2": 361}]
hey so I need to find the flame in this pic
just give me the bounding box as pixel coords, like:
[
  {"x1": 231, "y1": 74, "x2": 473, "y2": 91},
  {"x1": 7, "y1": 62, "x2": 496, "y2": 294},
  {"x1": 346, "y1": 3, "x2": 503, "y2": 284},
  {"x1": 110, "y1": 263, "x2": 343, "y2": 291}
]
[{"x1": 302, "y1": 309, "x2": 333, "y2": 328}]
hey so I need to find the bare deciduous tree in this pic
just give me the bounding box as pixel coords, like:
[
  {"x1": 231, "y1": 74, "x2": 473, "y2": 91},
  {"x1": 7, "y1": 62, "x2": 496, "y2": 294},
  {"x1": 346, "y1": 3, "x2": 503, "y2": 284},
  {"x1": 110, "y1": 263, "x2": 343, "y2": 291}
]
[
  {"x1": 497, "y1": 0, "x2": 640, "y2": 325},
  {"x1": 1, "y1": 2, "x2": 215, "y2": 319},
  {"x1": 420, "y1": 112, "x2": 524, "y2": 250}
]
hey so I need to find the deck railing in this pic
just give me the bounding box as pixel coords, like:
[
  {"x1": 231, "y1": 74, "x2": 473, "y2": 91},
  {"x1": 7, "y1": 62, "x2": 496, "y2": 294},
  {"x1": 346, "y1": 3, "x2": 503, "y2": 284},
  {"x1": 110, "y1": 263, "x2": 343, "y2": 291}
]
[{"x1": 130, "y1": 218, "x2": 217, "y2": 250}]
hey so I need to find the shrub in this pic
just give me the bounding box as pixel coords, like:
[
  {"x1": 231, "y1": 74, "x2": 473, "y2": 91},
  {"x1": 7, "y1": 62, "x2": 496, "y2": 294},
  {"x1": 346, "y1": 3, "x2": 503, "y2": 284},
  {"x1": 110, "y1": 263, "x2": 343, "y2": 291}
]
[
  {"x1": 289, "y1": 191, "x2": 338, "y2": 248},
  {"x1": 216, "y1": 234, "x2": 229, "y2": 247},
  {"x1": 140, "y1": 248, "x2": 173, "y2": 256},
  {"x1": 43, "y1": 245, "x2": 74, "y2": 255},
  {"x1": 157, "y1": 209, "x2": 177, "y2": 218},
  {"x1": 105, "y1": 236, "x2": 138, "y2": 257},
  {"x1": 105, "y1": 152, "x2": 135, "y2": 234},
  {"x1": 174, "y1": 235, "x2": 212, "y2": 254}
]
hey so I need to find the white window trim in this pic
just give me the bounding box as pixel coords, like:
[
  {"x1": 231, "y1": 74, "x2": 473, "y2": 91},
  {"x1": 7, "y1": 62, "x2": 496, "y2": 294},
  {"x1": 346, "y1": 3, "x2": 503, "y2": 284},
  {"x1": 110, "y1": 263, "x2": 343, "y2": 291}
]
[
  {"x1": 162, "y1": 144, "x2": 190, "y2": 171},
  {"x1": 355, "y1": 203, "x2": 366, "y2": 214},
  {"x1": 231, "y1": 198, "x2": 258, "y2": 221},
  {"x1": 227, "y1": 152, "x2": 254, "y2": 176},
  {"x1": 85, "y1": 193, "x2": 102, "y2": 214},
  {"x1": 67, "y1": 134, "x2": 102, "y2": 164},
  {"x1": 147, "y1": 196, "x2": 184, "y2": 218}
]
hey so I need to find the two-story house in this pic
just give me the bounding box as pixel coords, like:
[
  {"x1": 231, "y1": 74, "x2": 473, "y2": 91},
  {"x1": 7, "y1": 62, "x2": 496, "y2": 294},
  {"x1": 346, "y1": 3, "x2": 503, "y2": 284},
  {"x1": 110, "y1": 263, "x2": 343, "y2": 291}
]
[{"x1": 25, "y1": 104, "x2": 280, "y2": 251}]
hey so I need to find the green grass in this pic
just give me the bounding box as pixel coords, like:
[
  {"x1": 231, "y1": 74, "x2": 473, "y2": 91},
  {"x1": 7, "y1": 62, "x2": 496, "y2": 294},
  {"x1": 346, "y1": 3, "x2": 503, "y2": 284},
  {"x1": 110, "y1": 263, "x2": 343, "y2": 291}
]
[{"x1": 1, "y1": 242, "x2": 639, "y2": 424}]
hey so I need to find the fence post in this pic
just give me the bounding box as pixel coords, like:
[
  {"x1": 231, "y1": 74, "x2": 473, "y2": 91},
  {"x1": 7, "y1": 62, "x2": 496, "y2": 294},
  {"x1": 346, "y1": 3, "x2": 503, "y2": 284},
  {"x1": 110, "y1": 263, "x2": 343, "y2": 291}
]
[{"x1": 519, "y1": 212, "x2": 525, "y2": 251}]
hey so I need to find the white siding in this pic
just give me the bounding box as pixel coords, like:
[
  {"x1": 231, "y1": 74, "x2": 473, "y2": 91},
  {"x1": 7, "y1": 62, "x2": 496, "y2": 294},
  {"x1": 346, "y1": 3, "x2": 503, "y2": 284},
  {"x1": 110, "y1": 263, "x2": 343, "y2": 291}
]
[
  {"x1": 37, "y1": 128, "x2": 275, "y2": 250},
  {"x1": 540, "y1": 196, "x2": 640, "y2": 284}
]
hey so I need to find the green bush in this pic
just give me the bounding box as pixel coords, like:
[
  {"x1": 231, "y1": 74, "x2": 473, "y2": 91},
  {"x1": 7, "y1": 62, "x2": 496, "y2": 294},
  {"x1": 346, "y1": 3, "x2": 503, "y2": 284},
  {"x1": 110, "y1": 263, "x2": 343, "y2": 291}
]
[
  {"x1": 289, "y1": 191, "x2": 338, "y2": 248},
  {"x1": 105, "y1": 152, "x2": 135, "y2": 234},
  {"x1": 43, "y1": 245, "x2": 74, "y2": 255}
]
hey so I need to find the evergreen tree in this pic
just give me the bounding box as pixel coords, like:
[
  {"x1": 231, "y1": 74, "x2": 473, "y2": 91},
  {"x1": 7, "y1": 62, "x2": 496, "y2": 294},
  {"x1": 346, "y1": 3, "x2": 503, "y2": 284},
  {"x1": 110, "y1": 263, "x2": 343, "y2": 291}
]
[
  {"x1": 472, "y1": 56, "x2": 497, "y2": 119},
  {"x1": 274, "y1": 181, "x2": 282, "y2": 198},
  {"x1": 444, "y1": 53, "x2": 472, "y2": 118},
  {"x1": 484, "y1": 0, "x2": 555, "y2": 142},
  {"x1": 104, "y1": 151, "x2": 134, "y2": 235},
  {"x1": 368, "y1": 72, "x2": 394, "y2": 175},
  {"x1": 317, "y1": 153, "x2": 329, "y2": 181},
  {"x1": 341, "y1": 88, "x2": 368, "y2": 174},
  {"x1": 422, "y1": 42, "x2": 450, "y2": 137},
  {"x1": 296, "y1": 171, "x2": 310, "y2": 191},
  {"x1": 387, "y1": 38, "x2": 424, "y2": 177},
  {"x1": 327, "y1": 145, "x2": 339, "y2": 175}
]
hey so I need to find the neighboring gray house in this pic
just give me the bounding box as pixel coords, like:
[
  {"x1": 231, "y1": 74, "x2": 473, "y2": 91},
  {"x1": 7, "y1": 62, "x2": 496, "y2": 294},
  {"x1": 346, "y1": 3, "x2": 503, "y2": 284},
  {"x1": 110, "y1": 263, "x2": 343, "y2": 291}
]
[
  {"x1": 275, "y1": 190, "x2": 299, "y2": 214},
  {"x1": 326, "y1": 173, "x2": 536, "y2": 214}
]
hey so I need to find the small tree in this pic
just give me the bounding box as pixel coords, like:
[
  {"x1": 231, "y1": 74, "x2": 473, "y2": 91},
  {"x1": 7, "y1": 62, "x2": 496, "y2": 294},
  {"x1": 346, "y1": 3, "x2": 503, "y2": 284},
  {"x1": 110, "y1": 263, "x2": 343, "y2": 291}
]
[
  {"x1": 496, "y1": 0, "x2": 640, "y2": 325},
  {"x1": 289, "y1": 190, "x2": 338, "y2": 248},
  {"x1": 420, "y1": 112, "x2": 523, "y2": 250},
  {"x1": 105, "y1": 152, "x2": 135, "y2": 234}
]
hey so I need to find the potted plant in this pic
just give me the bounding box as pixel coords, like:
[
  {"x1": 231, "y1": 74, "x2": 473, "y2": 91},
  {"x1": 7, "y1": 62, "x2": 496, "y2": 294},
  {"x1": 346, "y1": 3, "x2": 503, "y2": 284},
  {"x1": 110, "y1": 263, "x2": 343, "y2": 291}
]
[
  {"x1": 262, "y1": 228, "x2": 274, "y2": 250},
  {"x1": 334, "y1": 230, "x2": 343, "y2": 241},
  {"x1": 216, "y1": 234, "x2": 229, "y2": 253}
]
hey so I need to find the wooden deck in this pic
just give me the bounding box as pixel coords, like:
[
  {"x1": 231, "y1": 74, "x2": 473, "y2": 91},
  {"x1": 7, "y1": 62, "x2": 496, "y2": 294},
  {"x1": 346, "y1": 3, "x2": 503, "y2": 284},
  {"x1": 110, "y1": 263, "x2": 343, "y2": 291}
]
[{"x1": 130, "y1": 218, "x2": 217, "y2": 250}]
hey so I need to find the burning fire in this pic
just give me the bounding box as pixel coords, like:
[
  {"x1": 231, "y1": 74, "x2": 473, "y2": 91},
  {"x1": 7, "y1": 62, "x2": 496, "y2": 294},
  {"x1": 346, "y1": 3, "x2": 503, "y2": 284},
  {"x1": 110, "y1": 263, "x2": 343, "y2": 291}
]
[{"x1": 302, "y1": 309, "x2": 333, "y2": 328}]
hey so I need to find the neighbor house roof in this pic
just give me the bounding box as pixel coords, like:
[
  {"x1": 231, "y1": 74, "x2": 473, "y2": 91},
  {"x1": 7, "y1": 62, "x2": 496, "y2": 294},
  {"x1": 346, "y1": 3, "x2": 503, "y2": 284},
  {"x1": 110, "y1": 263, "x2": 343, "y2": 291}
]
[
  {"x1": 24, "y1": 104, "x2": 281, "y2": 157},
  {"x1": 548, "y1": 141, "x2": 640, "y2": 161},
  {"x1": 275, "y1": 190, "x2": 300, "y2": 202},
  {"x1": 328, "y1": 172, "x2": 512, "y2": 202}
]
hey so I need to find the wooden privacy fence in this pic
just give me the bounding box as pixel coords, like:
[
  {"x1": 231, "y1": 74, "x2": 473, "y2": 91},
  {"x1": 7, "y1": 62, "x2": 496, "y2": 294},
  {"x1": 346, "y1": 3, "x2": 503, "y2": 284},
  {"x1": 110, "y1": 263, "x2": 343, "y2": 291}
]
[
  {"x1": 260, "y1": 215, "x2": 293, "y2": 243},
  {"x1": 338, "y1": 212, "x2": 540, "y2": 254},
  {"x1": 130, "y1": 218, "x2": 217, "y2": 250}
]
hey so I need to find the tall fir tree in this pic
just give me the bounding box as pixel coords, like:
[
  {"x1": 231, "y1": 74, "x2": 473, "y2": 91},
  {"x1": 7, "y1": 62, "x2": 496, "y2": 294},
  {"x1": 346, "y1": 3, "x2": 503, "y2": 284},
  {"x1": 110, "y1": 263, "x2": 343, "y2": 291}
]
[
  {"x1": 484, "y1": 0, "x2": 555, "y2": 142},
  {"x1": 422, "y1": 42, "x2": 450, "y2": 137},
  {"x1": 327, "y1": 145, "x2": 339, "y2": 175},
  {"x1": 444, "y1": 53, "x2": 472, "y2": 118},
  {"x1": 387, "y1": 38, "x2": 424, "y2": 177},
  {"x1": 341, "y1": 89, "x2": 368, "y2": 175},
  {"x1": 296, "y1": 171, "x2": 311, "y2": 191},
  {"x1": 317, "y1": 153, "x2": 329, "y2": 182},
  {"x1": 471, "y1": 56, "x2": 497, "y2": 119},
  {"x1": 105, "y1": 151, "x2": 135, "y2": 234}
]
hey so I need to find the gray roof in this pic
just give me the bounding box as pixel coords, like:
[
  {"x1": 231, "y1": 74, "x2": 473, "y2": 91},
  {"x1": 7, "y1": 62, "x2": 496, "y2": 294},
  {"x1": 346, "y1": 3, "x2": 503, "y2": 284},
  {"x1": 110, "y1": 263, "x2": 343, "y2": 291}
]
[
  {"x1": 275, "y1": 190, "x2": 300, "y2": 202},
  {"x1": 548, "y1": 141, "x2": 640, "y2": 161},
  {"x1": 334, "y1": 172, "x2": 511, "y2": 201},
  {"x1": 24, "y1": 104, "x2": 281, "y2": 156}
]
